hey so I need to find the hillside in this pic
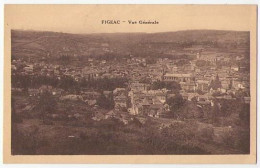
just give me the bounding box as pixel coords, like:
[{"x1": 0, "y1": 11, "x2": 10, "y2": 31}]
[{"x1": 11, "y1": 29, "x2": 250, "y2": 62}]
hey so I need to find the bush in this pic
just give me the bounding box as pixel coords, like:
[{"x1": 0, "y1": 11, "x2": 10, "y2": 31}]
[
  {"x1": 42, "y1": 119, "x2": 54, "y2": 125},
  {"x1": 219, "y1": 129, "x2": 234, "y2": 147},
  {"x1": 233, "y1": 127, "x2": 250, "y2": 153},
  {"x1": 12, "y1": 114, "x2": 23, "y2": 123},
  {"x1": 65, "y1": 120, "x2": 87, "y2": 127},
  {"x1": 79, "y1": 131, "x2": 87, "y2": 140},
  {"x1": 197, "y1": 126, "x2": 214, "y2": 142}
]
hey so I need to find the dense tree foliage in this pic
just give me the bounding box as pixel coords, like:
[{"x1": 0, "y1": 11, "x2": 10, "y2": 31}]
[
  {"x1": 59, "y1": 55, "x2": 71, "y2": 65},
  {"x1": 239, "y1": 103, "x2": 250, "y2": 126},
  {"x1": 139, "y1": 77, "x2": 151, "y2": 84},
  {"x1": 166, "y1": 94, "x2": 185, "y2": 118},
  {"x1": 146, "y1": 58, "x2": 157, "y2": 64},
  {"x1": 195, "y1": 60, "x2": 211, "y2": 67},
  {"x1": 36, "y1": 91, "x2": 57, "y2": 120},
  {"x1": 151, "y1": 81, "x2": 181, "y2": 93},
  {"x1": 96, "y1": 93, "x2": 114, "y2": 109},
  {"x1": 175, "y1": 59, "x2": 190, "y2": 66},
  {"x1": 80, "y1": 77, "x2": 128, "y2": 91},
  {"x1": 12, "y1": 74, "x2": 128, "y2": 92}
]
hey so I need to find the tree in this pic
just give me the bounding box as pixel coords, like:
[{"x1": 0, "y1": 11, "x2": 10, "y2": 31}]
[
  {"x1": 209, "y1": 74, "x2": 222, "y2": 90},
  {"x1": 210, "y1": 100, "x2": 220, "y2": 124},
  {"x1": 212, "y1": 91, "x2": 222, "y2": 97},
  {"x1": 128, "y1": 117, "x2": 143, "y2": 128},
  {"x1": 151, "y1": 81, "x2": 181, "y2": 93},
  {"x1": 176, "y1": 59, "x2": 189, "y2": 66},
  {"x1": 166, "y1": 94, "x2": 185, "y2": 118},
  {"x1": 96, "y1": 94, "x2": 114, "y2": 109},
  {"x1": 59, "y1": 55, "x2": 71, "y2": 65},
  {"x1": 36, "y1": 91, "x2": 57, "y2": 121},
  {"x1": 235, "y1": 89, "x2": 249, "y2": 98},
  {"x1": 239, "y1": 103, "x2": 250, "y2": 126},
  {"x1": 139, "y1": 77, "x2": 151, "y2": 84},
  {"x1": 146, "y1": 58, "x2": 157, "y2": 64},
  {"x1": 195, "y1": 60, "x2": 210, "y2": 67},
  {"x1": 59, "y1": 76, "x2": 78, "y2": 92},
  {"x1": 196, "y1": 89, "x2": 204, "y2": 95},
  {"x1": 191, "y1": 96, "x2": 197, "y2": 103},
  {"x1": 11, "y1": 97, "x2": 22, "y2": 123}
]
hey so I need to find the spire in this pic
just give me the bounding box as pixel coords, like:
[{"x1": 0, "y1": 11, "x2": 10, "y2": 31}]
[{"x1": 209, "y1": 74, "x2": 222, "y2": 90}]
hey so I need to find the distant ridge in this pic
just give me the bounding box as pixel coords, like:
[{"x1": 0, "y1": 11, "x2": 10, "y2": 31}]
[{"x1": 11, "y1": 29, "x2": 249, "y2": 60}]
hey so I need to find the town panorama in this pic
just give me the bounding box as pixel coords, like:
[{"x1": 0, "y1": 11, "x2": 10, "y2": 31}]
[{"x1": 11, "y1": 30, "x2": 250, "y2": 155}]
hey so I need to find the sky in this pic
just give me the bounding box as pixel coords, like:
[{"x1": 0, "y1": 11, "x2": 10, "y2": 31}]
[{"x1": 5, "y1": 5, "x2": 257, "y2": 34}]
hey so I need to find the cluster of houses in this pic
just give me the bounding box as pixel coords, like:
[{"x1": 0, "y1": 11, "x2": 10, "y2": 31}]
[
  {"x1": 128, "y1": 86, "x2": 169, "y2": 118},
  {"x1": 113, "y1": 88, "x2": 128, "y2": 111},
  {"x1": 12, "y1": 46, "x2": 250, "y2": 123}
]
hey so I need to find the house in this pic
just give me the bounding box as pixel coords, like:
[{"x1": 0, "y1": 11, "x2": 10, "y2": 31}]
[
  {"x1": 215, "y1": 95, "x2": 233, "y2": 100},
  {"x1": 28, "y1": 88, "x2": 40, "y2": 96},
  {"x1": 52, "y1": 88, "x2": 64, "y2": 96},
  {"x1": 103, "y1": 91, "x2": 113, "y2": 98},
  {"x1": 114, "y1": 95, "x2": 127, "y2": 110},
  {"x1": 39, "y1": 85, "x2": 53, "y2": 93},
  {"x1": 11, "y1": 88, "x2": 23, "y2": 92},
  {"x1": 11, "y1": 65, "x2": 17, "y2": 71},
  {"x1": 24, "y1": 64, "x2": 34, "y2": 73},
  {"x1": 244, "y1": 97, "x2": 250, "y2": 104},
  {"x1": 167, "y1": 93, "x2": 176, "y2": 99},
  {"x1": 22, "y1": 105, "x2": 35, "y2": 112},
  {"x1": 147, "y1": 104, "x2": 165, "y2": 118},
  {"x1": 81, "y1": 91, "x2": 101, "y2": 99},
  {"x1": 132, "y1": 103, "x2": 143, "y2": 115},
  {"x1": 180, "y1": 92, "x2": 189, "y2": 100},
  {"x1": 131, "y1": 95, "x2": 168, "y2": 118},
  {"x1": 196, "y1": 80, "x2": 209, "y2": 92},
  {"x1": 148, "y1": 109, "x2": 158, "y2": 118},
  {"x1": 113, "y1": 88, "x2": 126, "y2": 96},
  {"x1": 186, "y1": 92, "x2": 199, "y2": 101},
  {"x1": 162, "y1": 73, "x2": 193, "y2": 82},
  {"x1": 198, "y1": 52, "x2": 218, "y2": 63},
  {"x1": 197, "y1": 94, "x2": 210, "y2": 102},
  {"x1": 180, "y1": 81, "x2": 196, "y2": 92},
  {"x1": 129, "y1": 82, "x2": 149, "y2": 92},
  {"x1": 60, "y1": 94, "x2": 83, "y2": 101},
  {"x1": 86, "y1": 99, "x2": 97, "y2": 106},
  {"x1": 221, "y1": 80, "x2": 231, "y2": 90},
  {"x1": 197, "y1": 100, "x2": 211, "y2": 107},
  {"x1": 231, "y1": 65, "x2": 239, "y2": 72},
  {"x1": 105, "y1": 110, "x2": 119, "y2": 119},
  {"x1": 92, "y1": 111, "x2": 106, "y2": 121},
  {"x1": 82, "y1": 68, "x2": 99, "y2": 80},
  {"x1": 236, "y1": 56, "x2": 244, "y2": 61},
  {"x1": 146, "y1": 89, "x2": 167, "y2": 103},
  {"x1": 73, "y1": 113, "x2": 84, "y2": 120}
]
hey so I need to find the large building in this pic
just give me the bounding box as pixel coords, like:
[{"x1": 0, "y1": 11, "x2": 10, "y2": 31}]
[
  {"x1": 162, "y1": 73, "x2": 193, "y2": 82},
  {"x1": 196, "y1": 80, "x2": 210, "y2": 92}
]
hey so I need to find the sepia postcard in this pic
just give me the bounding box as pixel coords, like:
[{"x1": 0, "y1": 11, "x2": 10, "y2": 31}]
[{"x1": 3, "y1": 5, "x2": 257, "y2": 164}]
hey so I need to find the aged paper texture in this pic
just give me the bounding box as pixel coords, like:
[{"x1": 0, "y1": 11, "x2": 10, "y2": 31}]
[{"x1": 4, "y1": 5, "x2": 257, "y2": 164}]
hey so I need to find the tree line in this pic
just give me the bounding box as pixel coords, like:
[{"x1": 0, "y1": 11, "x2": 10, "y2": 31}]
[{"x1": 12, "y1": 74, "x2": 128, "y2": 92}]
